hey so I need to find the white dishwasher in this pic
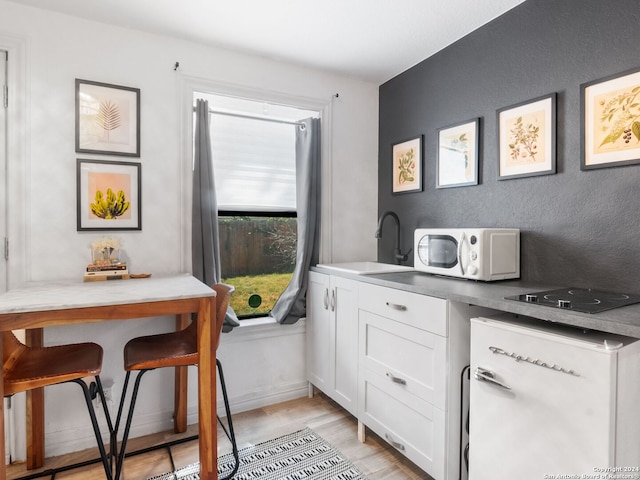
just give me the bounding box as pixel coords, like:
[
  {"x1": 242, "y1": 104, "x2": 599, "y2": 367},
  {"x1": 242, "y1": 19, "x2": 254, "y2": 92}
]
[{"x1": 469, "y1": 313, "x2": 640, "y2": 480}]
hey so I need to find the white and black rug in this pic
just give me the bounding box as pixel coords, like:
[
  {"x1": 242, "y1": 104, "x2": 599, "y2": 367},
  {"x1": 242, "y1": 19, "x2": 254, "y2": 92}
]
[{"x1": 149, "y1": 427, "x2": 368, "y2": 480}]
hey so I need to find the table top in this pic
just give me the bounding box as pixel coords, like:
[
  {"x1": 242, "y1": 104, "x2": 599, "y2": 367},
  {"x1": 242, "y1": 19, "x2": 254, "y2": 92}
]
[{"x1": 0, "y1": 273, "x2": 215, "y2": 315}]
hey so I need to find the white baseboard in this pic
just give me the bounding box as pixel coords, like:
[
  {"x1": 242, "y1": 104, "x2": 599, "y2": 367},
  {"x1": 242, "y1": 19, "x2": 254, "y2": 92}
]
[
  {"x1": 41, "y1": 380, "x2": 309, "y2": 458},
  {"x1": 185, "y1": 381, "x2": 309, "y2": 425},
  {"x1": 12, "y1": 319, "x2": 308, "y2": 461},
  {"x1": 226, "y1": 381, "x2": 309, "y2": 415},
  {"x1": 44, "y1": 407, "x2": 174, "y2": 458}
]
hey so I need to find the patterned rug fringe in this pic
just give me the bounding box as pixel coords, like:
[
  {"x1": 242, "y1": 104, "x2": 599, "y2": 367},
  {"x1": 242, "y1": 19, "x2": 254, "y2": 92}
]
[{"x1": 148, "y1": 427, "x2": 368, "y2": 480}]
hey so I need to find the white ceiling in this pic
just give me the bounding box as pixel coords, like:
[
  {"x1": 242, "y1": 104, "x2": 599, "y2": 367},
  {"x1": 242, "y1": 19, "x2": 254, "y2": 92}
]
[{"x1": 7, "y1": 0, "x2": 526, "y2": 84}]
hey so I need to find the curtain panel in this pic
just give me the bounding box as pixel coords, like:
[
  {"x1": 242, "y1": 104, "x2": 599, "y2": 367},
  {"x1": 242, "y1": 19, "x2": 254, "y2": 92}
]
[
  {"x1": 270, "y1": 117, "x2": 321, "y2": 324},
  {"x1": 192, "y1": 98, "x2": 240, "y2": 331}
]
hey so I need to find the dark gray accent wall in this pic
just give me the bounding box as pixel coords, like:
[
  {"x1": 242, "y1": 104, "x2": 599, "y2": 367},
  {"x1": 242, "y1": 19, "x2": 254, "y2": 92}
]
[{"x1": 378, "y1": 0, "x2": 640, "y2": 293}]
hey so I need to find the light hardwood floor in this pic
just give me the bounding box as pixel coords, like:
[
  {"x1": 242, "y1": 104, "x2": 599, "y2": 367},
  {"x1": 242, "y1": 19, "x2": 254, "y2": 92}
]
[{"x1": 7, "y1": 393, "x2": 433, "y2": 479}]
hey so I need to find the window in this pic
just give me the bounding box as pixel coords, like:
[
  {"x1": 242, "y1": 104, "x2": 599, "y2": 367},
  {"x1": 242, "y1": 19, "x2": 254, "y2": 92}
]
[{"x1": 195, "y1": 92, "x2": 318, "y2": 318}]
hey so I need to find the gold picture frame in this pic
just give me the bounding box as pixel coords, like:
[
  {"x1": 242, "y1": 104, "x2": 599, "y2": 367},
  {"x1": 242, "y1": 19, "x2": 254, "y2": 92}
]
[
  {"x1": 581, "y1": 66, "x2": 640, "y2": 170},
  {"x1": 497, "y1": 93, "x2": 556, "y2": 180}
]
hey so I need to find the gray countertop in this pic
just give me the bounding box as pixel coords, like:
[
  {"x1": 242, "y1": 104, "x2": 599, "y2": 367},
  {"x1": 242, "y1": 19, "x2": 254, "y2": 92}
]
[{"x1": 311, "y1": 266, "x2": 640, "y2": 339}]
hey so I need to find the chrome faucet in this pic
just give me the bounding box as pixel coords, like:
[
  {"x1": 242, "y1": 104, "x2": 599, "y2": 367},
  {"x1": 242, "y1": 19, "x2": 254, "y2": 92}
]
[{"x1": 375, "y1": 211, "x2": 410, "y2": 265}]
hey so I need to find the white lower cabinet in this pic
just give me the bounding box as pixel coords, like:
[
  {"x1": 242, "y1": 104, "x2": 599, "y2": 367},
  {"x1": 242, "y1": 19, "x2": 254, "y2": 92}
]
[
  {"x1": 306, "y1": 272, "x2": 495, "y2": 479},
  {"x1": 357, "y1": 282, "x2": 494, "y2": 480},
  {"x1": 306, "y1": 271, "x2": 358, "y2": 416},
  {"x1": 360, "y1": 363, "x2": 447, "y2": 477}
]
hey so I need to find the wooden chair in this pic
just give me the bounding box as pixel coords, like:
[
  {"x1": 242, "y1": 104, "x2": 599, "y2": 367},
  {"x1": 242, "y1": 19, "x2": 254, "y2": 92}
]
[
  {"x1": 2, "y1": 331, "x2": 112, "y2": 478},
  {"x1": 113, "y1": 283, "x2": 238, "y2": 480}
]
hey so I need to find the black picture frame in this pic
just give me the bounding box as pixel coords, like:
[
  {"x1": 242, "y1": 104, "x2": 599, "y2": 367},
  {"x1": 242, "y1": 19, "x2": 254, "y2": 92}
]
[
  {"x1": 436, "y1": 118, "x2": 480, "y2": 188},
  {"x1": 392, "y1": 135, "x2": 423, "y2": 194},
  {"x1": 77, "y1": 159, "x2": 142, "y2": 231},
  {"x1": 580, "y1": 66, "x2": 640, "y2": 170},
  {"x1": 497, "y1": 93, "x2": 556, "y2": 180},
  {"x1": 75, "y1": 79, "x2": 141, "y2": 157}
]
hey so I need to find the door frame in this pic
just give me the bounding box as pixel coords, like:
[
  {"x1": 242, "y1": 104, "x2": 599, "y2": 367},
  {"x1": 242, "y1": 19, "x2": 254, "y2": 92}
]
[
  {"x1": 0, "y1": 34, "x2": 29, "y2": 465},
  {"x1": 0, "y1": 34, "x2": 27, "y2": 290},
  {"x1": 1, "y1": 49, "x2": 7, "y2": 294}
]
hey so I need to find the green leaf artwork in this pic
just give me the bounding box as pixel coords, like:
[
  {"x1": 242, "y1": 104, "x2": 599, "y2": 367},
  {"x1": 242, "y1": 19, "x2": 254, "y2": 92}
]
[{"x1": 397, "y1": 148, "x2": 416, "y2": 184}]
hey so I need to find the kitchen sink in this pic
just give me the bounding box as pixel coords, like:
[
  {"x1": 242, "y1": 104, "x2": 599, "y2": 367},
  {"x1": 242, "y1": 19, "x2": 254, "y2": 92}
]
[{"x1": 315, "y1": 261, "x2": 414, "y2": 275}]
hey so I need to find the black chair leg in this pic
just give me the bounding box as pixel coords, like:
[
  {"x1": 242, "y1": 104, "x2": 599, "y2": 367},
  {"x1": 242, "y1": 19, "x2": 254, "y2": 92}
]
[
  {"x1": 113, "y1": 370, "x2": 132, "y2": 455},
  {"x1": 217, "y1": 359, "x2": 239, "y2": 480},
  {"x1": 70, "y1": 377, "x2": 113, "y2": 479},
  {"x1": 114, "y1": 369, "x2": 149, "y2": 480},
  {"x1": 107, "y1": 362, "x2": 238, "y2": 480},
  {"x1": 92, "y1": 375, "x2": 117, "y2": 475},
  {"x1": 110, "y1": 370, "x2": 133, "y2": 476}
]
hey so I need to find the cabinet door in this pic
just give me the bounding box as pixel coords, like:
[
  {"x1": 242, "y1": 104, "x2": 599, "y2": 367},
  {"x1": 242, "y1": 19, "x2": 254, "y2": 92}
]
[
  {"x1": 307, "y1": 272, "x2": 358, "y2": 415},
  {"x1": 332, "y1": 275, "x2": 358, "y2": 415},
  {"x1": 307, "y1": 271, "x2": 331, "y2": 392}
]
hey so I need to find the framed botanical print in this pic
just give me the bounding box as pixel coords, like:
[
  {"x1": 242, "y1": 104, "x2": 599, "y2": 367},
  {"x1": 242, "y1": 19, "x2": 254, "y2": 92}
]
[
  {"x1": 76, "y1": 79, "x2": 140, "y2": 157},
  {"x1": 77, "y1": 159, "x2": 141, "y2": 231},
  {"x1": 497, "y1": 93, "x2": 556, "y2": 180},
  {"x1": 436, "y1": 118, "x2": 480, "y2": 188},
  {"x1": 581, "y1": 66, "x2": 640, "y2": 170},
  {"x1": 392, "y1": 136, "x2": 423, "y2": 194}
]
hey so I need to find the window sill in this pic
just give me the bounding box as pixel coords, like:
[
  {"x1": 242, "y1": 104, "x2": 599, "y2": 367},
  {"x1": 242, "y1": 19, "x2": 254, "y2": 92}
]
[
  {"x1": 221, "y1": 316, "x2": 306, "y2": 343},
  {"x1": 237, "y1": 316, "x2": 277, "y2": 328}
]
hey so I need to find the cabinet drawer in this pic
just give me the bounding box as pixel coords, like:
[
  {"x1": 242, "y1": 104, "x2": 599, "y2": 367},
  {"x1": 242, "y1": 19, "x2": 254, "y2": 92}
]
[
  {"x1": 359, "y1": 368, "x2": 445, "y2": 479},
  {"x1": 358, "y1": 282, "x2": 447, "y2": 336},
  {"x1": 359, "y1": 310, "x2": 447, "y2": 409}
]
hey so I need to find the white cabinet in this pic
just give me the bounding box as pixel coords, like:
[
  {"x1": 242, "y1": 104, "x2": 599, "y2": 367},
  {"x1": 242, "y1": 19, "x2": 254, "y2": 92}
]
[
  {"x1": 307, "y1": 271, "x2": 331, "y2": 393},
  {"x1": 357, "y1": 282, "x2": 494, "y2": 480},
  {"x1": 306, "y1": 271, "x2": 358, "y2": 415}
]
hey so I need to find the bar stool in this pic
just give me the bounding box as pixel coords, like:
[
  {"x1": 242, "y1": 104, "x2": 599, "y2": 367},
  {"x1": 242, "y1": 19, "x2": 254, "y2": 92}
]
[
  {"x1": 113, "y1": 283, "x2": 238, "y2": 480},
  {"x1": 2, "y1": 331, "x2": 113, "y2": 478}
]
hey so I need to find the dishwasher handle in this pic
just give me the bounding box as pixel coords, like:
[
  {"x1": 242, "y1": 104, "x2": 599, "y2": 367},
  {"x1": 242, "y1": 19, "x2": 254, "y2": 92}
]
[{"x1": 474, "y1": 366, "x2": 511, "y2": 390}]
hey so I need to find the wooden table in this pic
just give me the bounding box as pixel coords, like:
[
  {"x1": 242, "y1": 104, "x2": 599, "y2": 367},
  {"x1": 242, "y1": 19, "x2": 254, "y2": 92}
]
[{"x1": 0, "y1": 274, "x2": 219, "y2": 479}]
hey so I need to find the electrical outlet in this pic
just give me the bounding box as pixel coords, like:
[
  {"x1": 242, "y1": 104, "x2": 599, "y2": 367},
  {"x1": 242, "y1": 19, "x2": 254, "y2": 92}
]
[
  {"x1": 103, "y1": 385, "x2": 113, "y2": 404},
  {"x1": 93, "y1": 378, "x2": 115, "y2": 410}
]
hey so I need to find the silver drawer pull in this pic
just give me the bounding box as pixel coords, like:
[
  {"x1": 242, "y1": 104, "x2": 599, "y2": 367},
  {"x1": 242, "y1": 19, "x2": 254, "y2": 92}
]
[
  {"x1": 385, "y1": 302, "x2": 407, "y2": 311},
  {"x1": 386, "y1": 372, "x2": 407, "y2": 385},
  {"x1": 385, "y1": 433, "x2": 405, "y2": 451},
  {"x1": 474, "y1": 366, "x2": 511, "y2": 390}
]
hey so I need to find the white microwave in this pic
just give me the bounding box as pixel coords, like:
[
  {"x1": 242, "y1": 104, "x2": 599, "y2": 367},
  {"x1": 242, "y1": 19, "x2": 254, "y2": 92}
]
[{"x1": 414, "y1": 228, "x2": 520, "y2": 281}]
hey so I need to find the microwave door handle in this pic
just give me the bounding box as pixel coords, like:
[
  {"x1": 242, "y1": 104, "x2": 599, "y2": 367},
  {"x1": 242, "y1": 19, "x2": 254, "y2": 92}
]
[{"x1": 458, "y1": 232, "x2": 466, "y2": 276}]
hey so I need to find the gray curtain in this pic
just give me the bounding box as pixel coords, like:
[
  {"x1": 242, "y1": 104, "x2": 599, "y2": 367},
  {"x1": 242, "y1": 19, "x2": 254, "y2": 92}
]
[
  {"x1": 192, "y1": 98, "x2": 240, "y2": 331},
  {"x1": 270, "y1": 117, "x2": 321, "y2": 324}
]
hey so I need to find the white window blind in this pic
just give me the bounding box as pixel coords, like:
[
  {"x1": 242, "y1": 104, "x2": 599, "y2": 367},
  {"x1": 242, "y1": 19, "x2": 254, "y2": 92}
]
[
  {"x1": 195, "y1": 92, "x2": 318, "y2": 212},
  {"x1": 211, "y1": 114, "x2": 296, "y2": 211}
]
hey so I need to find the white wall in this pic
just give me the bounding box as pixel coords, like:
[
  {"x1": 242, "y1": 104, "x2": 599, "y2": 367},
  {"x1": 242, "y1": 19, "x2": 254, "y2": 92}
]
[{"x1": 0, "y1": 1, "x2": 378, "y2": 459}]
